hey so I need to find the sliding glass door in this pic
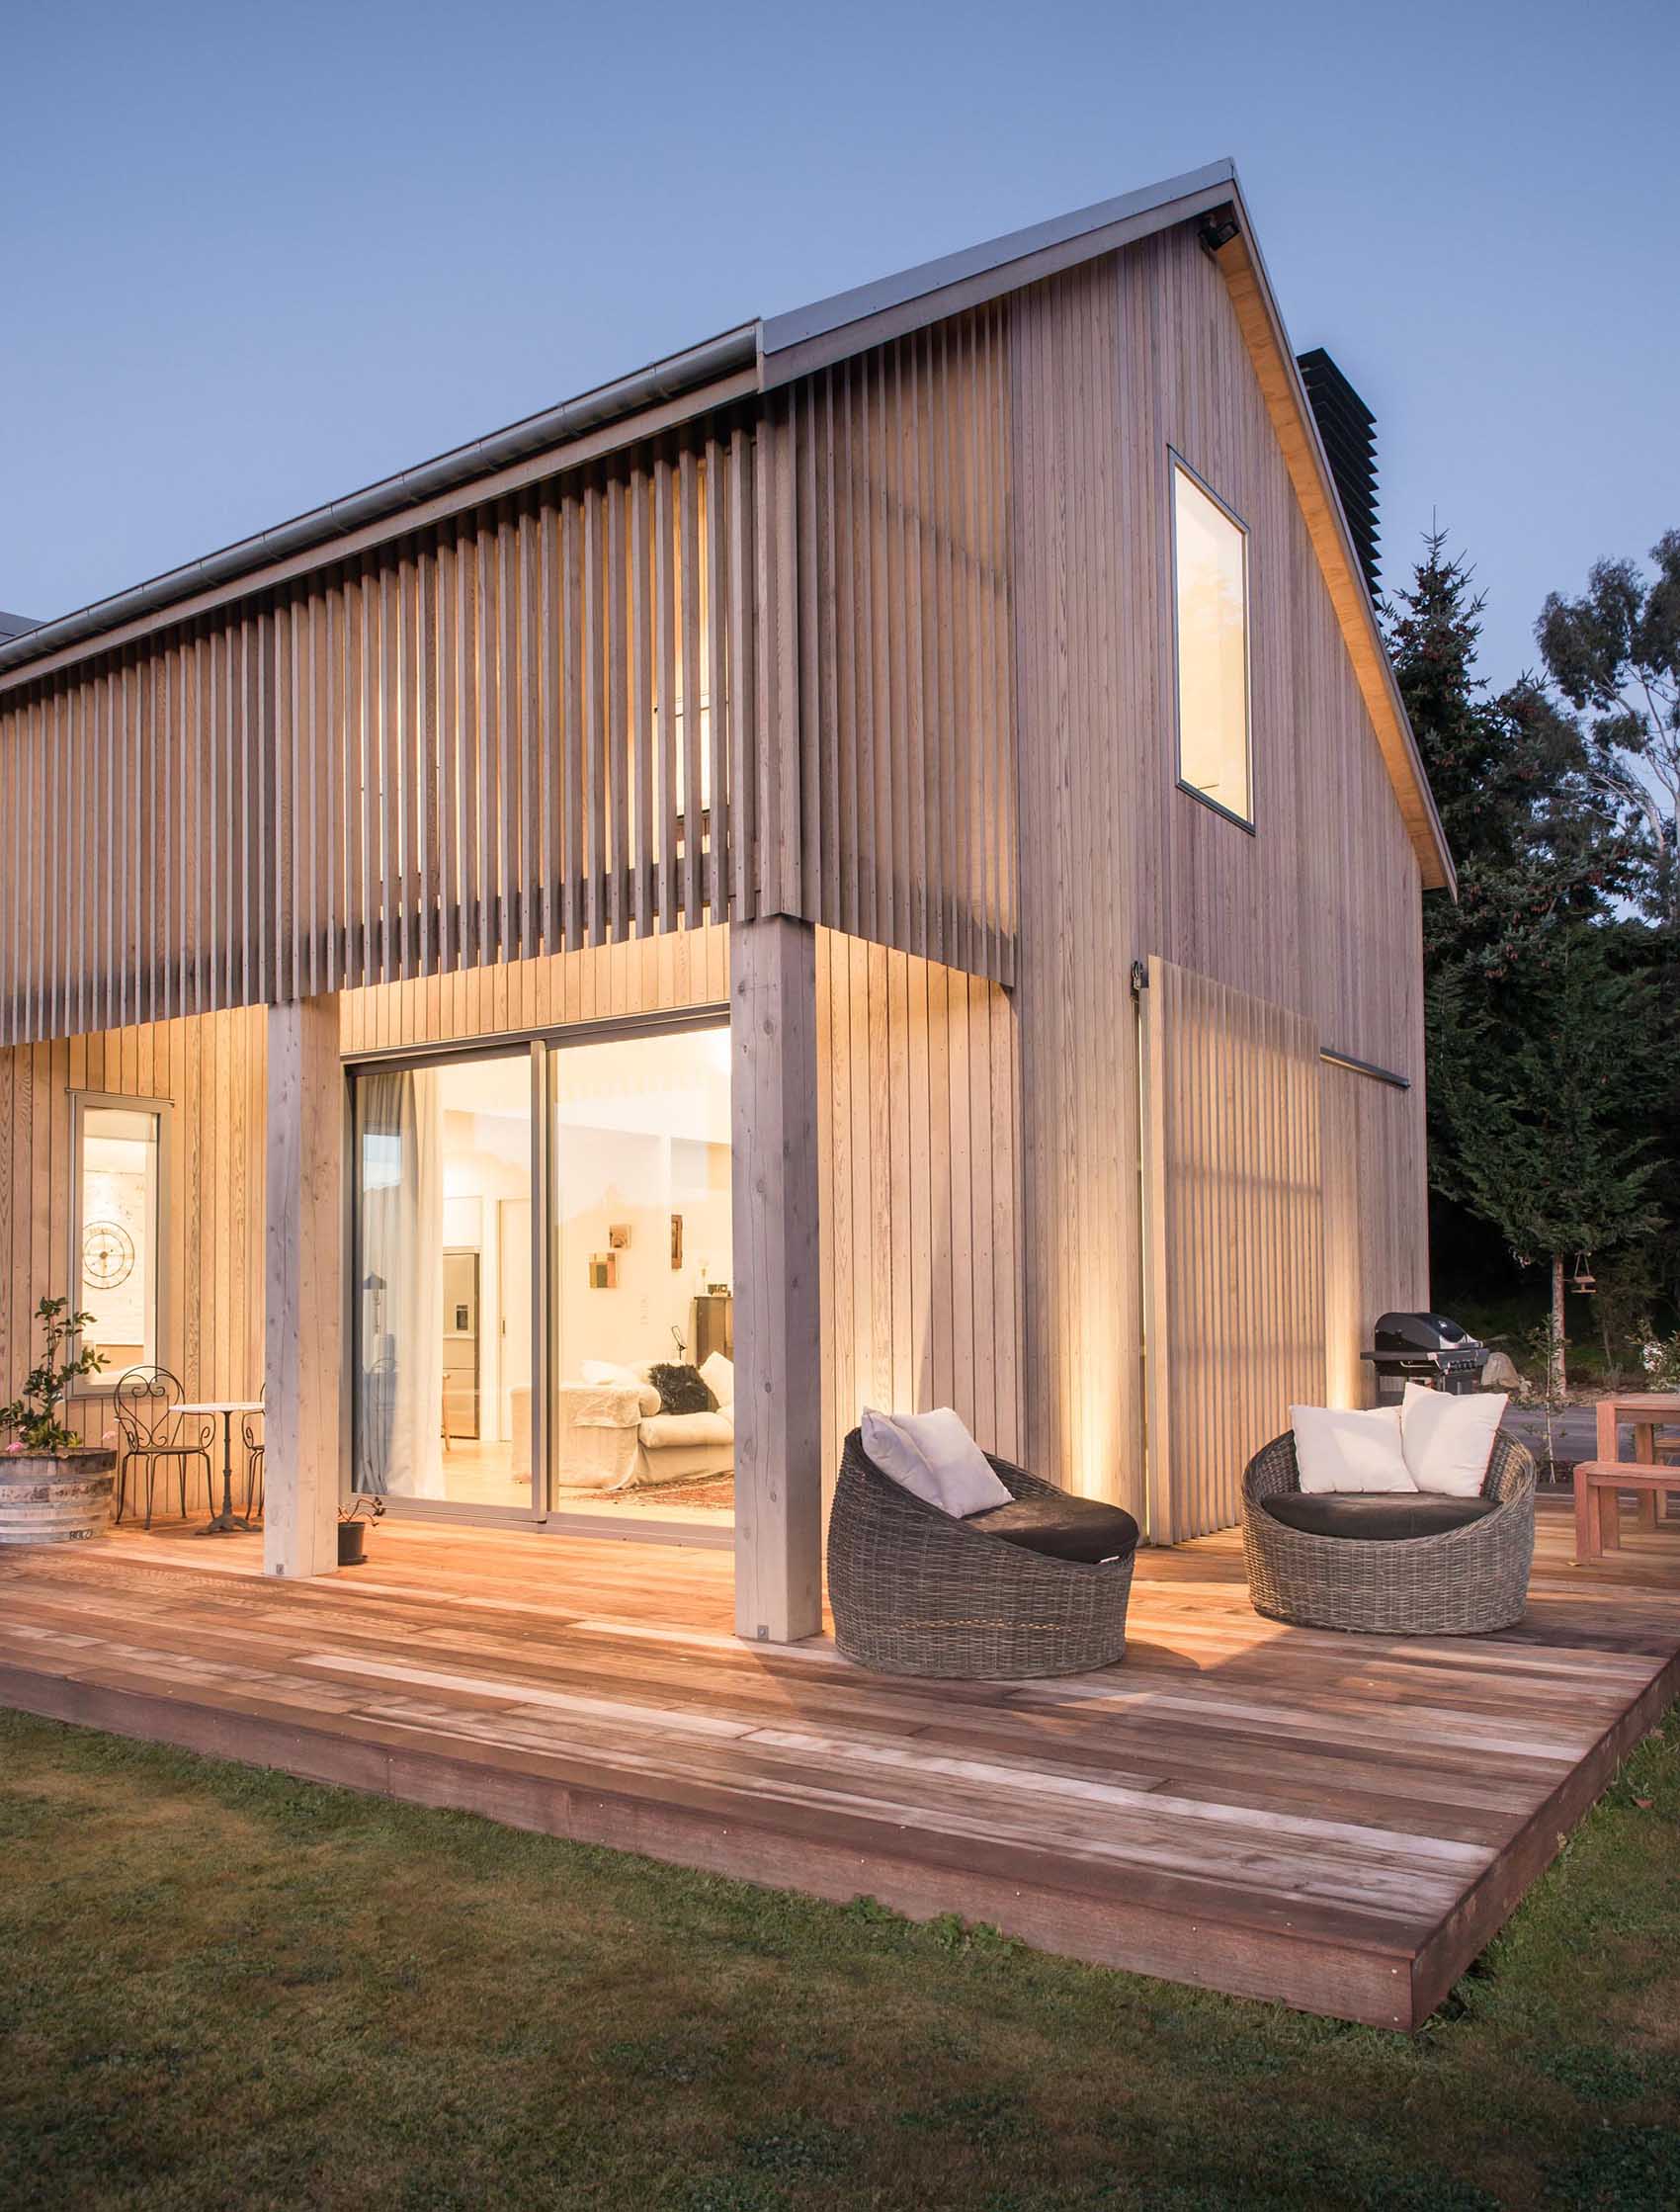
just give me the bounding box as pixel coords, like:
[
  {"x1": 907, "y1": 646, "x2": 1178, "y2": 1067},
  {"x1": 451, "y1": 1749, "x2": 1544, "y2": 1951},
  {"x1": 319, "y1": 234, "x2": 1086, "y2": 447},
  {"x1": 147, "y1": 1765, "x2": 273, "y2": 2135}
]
[
  {"x1": 548, "y1": 1024, "x2": 734, "y2": 1530},
  {"x1": 349, "y1": 1019, "x2": 730, "y2": 1533},
  {"x1": 352, "y1": 1051, "x2": 536, "y2": 1516}
]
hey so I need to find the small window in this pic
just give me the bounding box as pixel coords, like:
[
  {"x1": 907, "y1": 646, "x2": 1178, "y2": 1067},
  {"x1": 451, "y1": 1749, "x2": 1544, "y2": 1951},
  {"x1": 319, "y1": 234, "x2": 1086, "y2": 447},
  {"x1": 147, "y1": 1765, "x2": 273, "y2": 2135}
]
[
  {"x1": 72, "y1": 1099, "x2": 165, "y2": 1387},
  {"x1": 1172, "y1": 456, "x2": 1251, "y2": 826}
]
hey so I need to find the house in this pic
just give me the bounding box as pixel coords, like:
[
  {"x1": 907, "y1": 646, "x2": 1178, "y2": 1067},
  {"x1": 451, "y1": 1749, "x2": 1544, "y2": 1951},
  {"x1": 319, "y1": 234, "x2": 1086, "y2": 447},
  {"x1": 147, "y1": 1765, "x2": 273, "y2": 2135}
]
[{"x1": 0, "y1": 158, "x2": 1451, "y2": 1643}]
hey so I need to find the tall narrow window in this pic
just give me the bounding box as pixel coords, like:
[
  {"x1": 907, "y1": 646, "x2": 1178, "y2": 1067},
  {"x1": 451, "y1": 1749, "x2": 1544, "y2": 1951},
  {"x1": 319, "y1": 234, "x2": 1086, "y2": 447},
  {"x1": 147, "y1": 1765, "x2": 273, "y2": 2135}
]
[
  {"x1": 72, "y1": 1100, "x2": 164, "y2": 1384},
  {"x1": 1172, "y1": 457, "x2": 1251, "y2": 825}
]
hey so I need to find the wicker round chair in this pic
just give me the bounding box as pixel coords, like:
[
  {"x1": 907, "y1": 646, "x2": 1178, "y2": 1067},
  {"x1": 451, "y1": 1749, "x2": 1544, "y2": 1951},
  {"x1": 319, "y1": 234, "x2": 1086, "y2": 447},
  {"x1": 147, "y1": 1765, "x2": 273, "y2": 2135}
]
[
  {"x1": 1241, "y1": 1428, "x2": 1536, "y2": 1636},
  {"x1": 826, "y1": 1427, "x2": 1135, "y2": 1678}
]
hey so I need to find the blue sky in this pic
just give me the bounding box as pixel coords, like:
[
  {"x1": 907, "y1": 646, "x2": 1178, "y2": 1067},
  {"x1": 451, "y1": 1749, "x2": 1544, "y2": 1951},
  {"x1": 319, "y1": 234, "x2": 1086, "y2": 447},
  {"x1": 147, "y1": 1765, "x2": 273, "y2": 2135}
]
[{"x1": 5, "y1": 0, "x2": 1675, "y2": 688}]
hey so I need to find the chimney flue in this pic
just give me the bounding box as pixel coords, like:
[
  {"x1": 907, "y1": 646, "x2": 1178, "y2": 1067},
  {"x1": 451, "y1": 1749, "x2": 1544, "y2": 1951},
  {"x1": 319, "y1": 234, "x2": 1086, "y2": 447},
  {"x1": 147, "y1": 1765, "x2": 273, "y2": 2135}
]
[{"x1": 1295, "y1": 349, "x2": 1379, "y2": 598}]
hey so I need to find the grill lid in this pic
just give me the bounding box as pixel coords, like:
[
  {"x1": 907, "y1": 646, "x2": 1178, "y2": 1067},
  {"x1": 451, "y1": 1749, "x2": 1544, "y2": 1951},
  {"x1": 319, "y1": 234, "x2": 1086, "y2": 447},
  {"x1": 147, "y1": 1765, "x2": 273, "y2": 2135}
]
[{"x1": 1373, "y1": 1311, "x2": 1480, "y2": 1355}]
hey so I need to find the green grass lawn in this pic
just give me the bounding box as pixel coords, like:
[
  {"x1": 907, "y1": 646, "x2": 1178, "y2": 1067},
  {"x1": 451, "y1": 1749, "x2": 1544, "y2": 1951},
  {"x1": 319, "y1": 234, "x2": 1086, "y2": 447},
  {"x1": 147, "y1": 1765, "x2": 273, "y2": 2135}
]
[{"x1": 3, "y1": 1707, "x2": 1679, "y2": 2211}]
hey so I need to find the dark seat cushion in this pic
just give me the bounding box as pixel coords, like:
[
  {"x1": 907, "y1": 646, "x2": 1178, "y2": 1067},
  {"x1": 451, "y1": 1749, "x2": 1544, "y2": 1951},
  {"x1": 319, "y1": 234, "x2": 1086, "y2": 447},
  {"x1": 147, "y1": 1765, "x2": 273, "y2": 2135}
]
[
  {"x1": 967, "y1": 1493, "x2": 1139, "y2": 1566},
  {"x1": 1262, "y1": 1491, "x2": 1497, "y2": 1543}
]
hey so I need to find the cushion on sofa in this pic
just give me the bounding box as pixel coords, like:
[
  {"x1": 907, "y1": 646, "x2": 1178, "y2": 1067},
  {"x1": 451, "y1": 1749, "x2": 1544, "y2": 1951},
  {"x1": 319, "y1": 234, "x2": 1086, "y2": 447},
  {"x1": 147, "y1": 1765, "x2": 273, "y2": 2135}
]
[
  {"x1": 582, "y1": 1358, "x2": 639, "y2": 1386},
  {"x1": 861, "y1": 1407, "x2": 1011, "y2": 1516},
  {"x1": 1261, "y1": 1491, "x2": 1498, "y2": 1543},
  {"x1": 1400, "y1": 1381, "x2": 1508, "y2": 1496},
  {"x1": 1290, "y1": 1404, "x2": 1416, "y2": 1493},
  {"x1": 638, "y1": 1408, "x2": 734, "y2": 1451},
  {"x1": 577, "y1": 1363, "x2": 661, "y2": 1416},
  {"x1": 561, "y1": 1381, "x2": 654, "y2": 1428},
  {"x1": 966, "y1": 1493, "x2": 1140, "y2": 1566},
  {"x1": 699, "y1": 1351, "x2": 734, "y2": 1407}
]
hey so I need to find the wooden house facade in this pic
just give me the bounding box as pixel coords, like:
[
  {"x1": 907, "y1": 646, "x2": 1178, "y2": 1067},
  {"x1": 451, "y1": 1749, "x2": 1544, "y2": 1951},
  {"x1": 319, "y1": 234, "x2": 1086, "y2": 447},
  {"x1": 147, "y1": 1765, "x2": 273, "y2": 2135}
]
[{"x1": 0, "y1": 161, "x2": 1450, "y2": 1637}]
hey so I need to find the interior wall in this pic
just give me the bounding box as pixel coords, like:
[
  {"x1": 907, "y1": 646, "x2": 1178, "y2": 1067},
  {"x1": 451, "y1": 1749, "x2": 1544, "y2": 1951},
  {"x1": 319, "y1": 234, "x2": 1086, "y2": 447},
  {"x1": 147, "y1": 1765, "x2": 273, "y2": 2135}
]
[
  {"x1": 0, "y1": 1009, "x2": 266, "y2": 1508},
  {"x1": 552, "y1": 1125, "x2": 731, "y2": 1377},
  {"x1": 440, "y1": 1106, "x2": 531, "y2": 1443}
]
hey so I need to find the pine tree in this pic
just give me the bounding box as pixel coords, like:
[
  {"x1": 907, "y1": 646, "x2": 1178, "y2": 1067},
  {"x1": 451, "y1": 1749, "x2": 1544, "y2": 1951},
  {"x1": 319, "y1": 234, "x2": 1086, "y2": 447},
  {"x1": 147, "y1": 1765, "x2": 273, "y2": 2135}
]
[
  {"x1": 1427, "y1": 937, "x2": 1664, "y2": 1389},
  {"x1": 1386, "y1": 533, "x2": 1664, "y2": 1389},
  {"x1": 1384, "y1": 532, "x2": 1634, "y2": 977}
]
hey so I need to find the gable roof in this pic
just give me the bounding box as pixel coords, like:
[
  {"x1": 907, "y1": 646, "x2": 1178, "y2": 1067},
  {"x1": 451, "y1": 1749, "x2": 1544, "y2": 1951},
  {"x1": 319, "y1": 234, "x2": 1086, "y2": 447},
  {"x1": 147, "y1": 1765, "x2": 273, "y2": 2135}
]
[
  {"x1": 759, "y1": 163, "x2": 1451, "y2": 893},
  {"x1": 0, "y1": 161, "x2": 1450, "y2": 891}
]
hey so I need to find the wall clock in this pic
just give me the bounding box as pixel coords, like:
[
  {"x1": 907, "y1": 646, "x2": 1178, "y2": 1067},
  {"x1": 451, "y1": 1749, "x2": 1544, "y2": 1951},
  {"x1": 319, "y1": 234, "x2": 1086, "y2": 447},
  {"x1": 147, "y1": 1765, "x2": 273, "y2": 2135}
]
[{"x1": 82, "y1": 1220, "x2": 135, "y2": 1291}]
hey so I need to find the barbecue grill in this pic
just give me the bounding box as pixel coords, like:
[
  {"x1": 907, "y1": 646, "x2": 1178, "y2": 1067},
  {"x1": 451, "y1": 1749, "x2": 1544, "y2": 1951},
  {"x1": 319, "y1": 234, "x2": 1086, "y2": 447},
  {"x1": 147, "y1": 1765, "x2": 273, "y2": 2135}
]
[{"x1": 1361, "y1": 1312, "x2": 1490, "y2": 1404}]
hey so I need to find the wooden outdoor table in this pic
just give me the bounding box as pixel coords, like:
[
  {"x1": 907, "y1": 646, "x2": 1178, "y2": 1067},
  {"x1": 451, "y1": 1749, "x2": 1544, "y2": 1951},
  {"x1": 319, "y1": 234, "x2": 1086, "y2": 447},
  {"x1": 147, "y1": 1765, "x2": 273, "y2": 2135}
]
[{"x1": 1594, "y1": 1391, "x2": 1680, "y2": 1532}]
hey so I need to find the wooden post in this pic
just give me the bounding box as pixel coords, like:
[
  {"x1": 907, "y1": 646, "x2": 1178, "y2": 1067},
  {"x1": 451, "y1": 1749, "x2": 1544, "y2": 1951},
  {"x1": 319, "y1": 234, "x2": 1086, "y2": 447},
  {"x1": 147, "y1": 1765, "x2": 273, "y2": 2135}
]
[
  {"x1": 264, "y1": 994, "x2": 342, "y2": 1578},
  {"x1": 730, "y1": 916, "x2": 821, "y2": 1642}
]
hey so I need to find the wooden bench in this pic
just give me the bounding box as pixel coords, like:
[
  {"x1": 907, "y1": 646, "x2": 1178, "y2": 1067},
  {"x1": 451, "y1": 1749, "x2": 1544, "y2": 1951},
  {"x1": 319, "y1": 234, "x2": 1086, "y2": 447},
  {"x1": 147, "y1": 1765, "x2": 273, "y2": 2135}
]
[
  {"x1": 1573, "y1": 1460, "x2": 1680, "y2": 1564},
  {"x1": 1595, "y1": 1393, "x2": 1680, "y2": 1537}
]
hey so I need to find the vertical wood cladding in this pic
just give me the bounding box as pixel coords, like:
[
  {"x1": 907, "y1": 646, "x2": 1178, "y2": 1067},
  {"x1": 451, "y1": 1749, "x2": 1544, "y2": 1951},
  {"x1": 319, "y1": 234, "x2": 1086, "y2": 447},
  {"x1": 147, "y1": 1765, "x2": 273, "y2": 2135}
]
[
  {"x1": 0, "y1": 923, "x2": 1020, "y2": 1530},
  {"x1": 815, "y1": 928, "x2": 1023, "y2": 1500},
  {"x1": 1142, "y1": 958, "x2": 1327, "y2": 1541},
  {"x1": 0, "y1": 1010, "x2": 267, "y2": 1507},
  {"x1": 1010, "y1": 227, "x2": 1428, "y2": 1511}
]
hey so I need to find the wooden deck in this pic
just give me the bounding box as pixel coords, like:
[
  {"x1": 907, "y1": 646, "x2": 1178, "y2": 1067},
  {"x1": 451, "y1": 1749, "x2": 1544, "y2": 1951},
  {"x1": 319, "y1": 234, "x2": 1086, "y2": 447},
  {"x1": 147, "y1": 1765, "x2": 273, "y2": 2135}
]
[{"x1": 3, "y1": 1497, "x2": 1678, "y2": 2030}]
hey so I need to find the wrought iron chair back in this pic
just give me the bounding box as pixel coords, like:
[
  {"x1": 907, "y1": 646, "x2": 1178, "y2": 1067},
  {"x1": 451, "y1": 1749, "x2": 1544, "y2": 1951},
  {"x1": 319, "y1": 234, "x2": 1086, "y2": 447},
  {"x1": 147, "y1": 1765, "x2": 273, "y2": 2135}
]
[
  {"x1": 240, "y1": 1407, "x2": 265, "y2": 1518},
  {"x1": 113, "y1": 1366, "x2": 212, "y2": 1454},
  {"x1": 111, "y1": 1367, "x2": 215, "y2": 1527}
]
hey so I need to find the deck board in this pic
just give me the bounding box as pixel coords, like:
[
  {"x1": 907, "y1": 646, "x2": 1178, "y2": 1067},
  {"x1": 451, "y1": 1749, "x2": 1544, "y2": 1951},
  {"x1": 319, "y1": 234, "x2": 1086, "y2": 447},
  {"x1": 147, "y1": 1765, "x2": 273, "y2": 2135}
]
[{"x1": 2, "y1": 1497, "x2": 1677, "y2": 2029}]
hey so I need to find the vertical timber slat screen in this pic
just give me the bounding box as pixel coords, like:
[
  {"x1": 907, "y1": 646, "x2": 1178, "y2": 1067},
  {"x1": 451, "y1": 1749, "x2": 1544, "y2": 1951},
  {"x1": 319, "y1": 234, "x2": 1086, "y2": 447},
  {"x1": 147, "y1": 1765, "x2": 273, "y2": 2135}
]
[
  {"x1": 1142, "y1": 956, "x2": 1327, "y2": 1543},
  {"x1": 0, "y1": 433, "x2": 756, "y2": 1047},
  {"x1": 775, "y1": 304, "x2": 1017, "y2": 983}
]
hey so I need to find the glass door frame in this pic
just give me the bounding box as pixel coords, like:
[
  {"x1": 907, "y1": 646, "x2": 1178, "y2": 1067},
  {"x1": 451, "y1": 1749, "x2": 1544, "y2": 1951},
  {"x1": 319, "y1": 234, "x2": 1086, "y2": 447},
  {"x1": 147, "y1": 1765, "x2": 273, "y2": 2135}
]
[
  {"x1": 343, "y1": 1034, "x2": 545, "y2": 1530},
  {"x1": 542, "y1": 1005, "x2": 734, "y2": 1546},
  {"x1": 341, "y1": 1001, "x2": 729, "y2": 1542}
]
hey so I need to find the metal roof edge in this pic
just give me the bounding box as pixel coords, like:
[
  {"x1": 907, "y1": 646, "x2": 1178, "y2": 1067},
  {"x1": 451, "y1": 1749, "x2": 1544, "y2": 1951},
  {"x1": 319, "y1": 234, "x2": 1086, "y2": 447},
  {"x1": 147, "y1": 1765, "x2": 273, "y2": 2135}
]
[{"x1": 761, "y1": 158, "x2": 1237, "y2": 361}]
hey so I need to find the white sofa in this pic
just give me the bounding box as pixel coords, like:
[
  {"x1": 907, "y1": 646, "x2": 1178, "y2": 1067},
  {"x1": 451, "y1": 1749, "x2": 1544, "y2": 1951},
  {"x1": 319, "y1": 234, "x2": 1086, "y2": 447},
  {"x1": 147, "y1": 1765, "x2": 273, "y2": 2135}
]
[{"x1": 552, "y1": 1355, "x2": 733, "y2": 1493}]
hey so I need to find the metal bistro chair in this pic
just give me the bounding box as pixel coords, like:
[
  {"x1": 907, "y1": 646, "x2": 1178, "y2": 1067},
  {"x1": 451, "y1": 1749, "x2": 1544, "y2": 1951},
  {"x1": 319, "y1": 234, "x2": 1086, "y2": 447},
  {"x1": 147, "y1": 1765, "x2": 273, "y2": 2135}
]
[
  {"x1": 113, "y1": 1368, "x2": 215, "y2": 1529},
  {"x1": 241, "y1": 1407, "x2": 265, "y2": 1521}
]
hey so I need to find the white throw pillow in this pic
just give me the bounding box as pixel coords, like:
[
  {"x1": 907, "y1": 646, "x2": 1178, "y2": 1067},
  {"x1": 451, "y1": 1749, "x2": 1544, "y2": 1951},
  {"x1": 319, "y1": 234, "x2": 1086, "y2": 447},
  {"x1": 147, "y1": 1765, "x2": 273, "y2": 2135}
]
[
  {"x1": 1400, "y1": 1383, "x2": 1508, "y2": 1497},
  {"x1": 699, "y1": 1351, "x2": 734, "y2": 1408},
  {"x1": 581, "y1": 1359, "x2": 638, "y2": 1388},
  {"x1": 861, "y1": 1406, "x2": 1011, "y2": 1517},
  {"x1": 1290, "y1": 1404, "x2": 1416, "y2": 1494}
]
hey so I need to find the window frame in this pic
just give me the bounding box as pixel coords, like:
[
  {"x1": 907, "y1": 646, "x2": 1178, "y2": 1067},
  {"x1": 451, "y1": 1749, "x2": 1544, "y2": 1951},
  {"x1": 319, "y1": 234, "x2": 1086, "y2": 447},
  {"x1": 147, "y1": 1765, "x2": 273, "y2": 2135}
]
[
  {"x1": 1168, "y1": 447, "x2": 1255, "y2": 834},
  {"x1": 67, "y1": 1090, "x2": 172, "y2": 1396}
]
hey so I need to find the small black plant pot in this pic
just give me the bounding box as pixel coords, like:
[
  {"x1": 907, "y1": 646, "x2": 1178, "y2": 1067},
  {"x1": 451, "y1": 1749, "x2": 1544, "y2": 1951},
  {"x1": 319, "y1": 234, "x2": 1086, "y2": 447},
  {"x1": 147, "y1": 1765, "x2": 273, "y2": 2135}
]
[{"x1": 337, "y1": 1521, "x2": 368, "y2": 1567}]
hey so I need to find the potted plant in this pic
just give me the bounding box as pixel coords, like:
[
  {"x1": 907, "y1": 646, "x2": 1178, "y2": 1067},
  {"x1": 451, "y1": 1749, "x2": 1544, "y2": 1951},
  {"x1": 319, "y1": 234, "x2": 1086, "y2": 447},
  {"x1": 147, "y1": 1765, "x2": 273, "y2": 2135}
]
[
  {"x1": 0, "y1": 1297, "x2": 116, "y2": 1545},
  {"x1": 337, "y1": 1490, "x2": 385, "y2": 1566}
]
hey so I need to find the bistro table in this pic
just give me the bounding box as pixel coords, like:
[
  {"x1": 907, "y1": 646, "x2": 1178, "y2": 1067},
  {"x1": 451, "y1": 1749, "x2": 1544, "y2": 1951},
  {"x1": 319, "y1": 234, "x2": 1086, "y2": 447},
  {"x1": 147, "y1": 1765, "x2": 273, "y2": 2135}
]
[
  {"x1": 1588, "y1": 1390, "x2": 1680, "y2": 1540},
  {"x1": 178, "y1": 1400, "x2": 266, "y2": 1536}
]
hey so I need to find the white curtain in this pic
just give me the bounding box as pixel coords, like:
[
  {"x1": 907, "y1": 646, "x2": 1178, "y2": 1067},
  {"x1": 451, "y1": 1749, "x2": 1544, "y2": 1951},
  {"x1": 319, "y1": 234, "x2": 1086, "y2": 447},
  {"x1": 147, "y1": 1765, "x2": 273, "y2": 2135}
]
[{"x1": 354, "y1": 1068, "x2": 444, "y2": 1497}]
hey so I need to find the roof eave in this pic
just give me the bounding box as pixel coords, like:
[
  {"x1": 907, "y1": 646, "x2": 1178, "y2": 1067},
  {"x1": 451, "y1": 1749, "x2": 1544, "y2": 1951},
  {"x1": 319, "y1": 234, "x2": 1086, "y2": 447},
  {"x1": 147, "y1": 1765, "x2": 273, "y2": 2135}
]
[
  {"x1": 1213, "y1": 184, "x2": 1454, "y2": 895},
  {"x1": 759, "y1": 158, "x2": 1239, "y2": 389}
]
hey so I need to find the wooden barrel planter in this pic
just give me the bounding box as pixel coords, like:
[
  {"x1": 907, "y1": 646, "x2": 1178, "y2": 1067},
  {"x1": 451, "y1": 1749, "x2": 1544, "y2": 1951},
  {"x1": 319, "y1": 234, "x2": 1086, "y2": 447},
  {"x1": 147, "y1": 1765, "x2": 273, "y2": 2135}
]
[{"x1": 0, "y1": 1448, "x2": 118, "y2": 1545}]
